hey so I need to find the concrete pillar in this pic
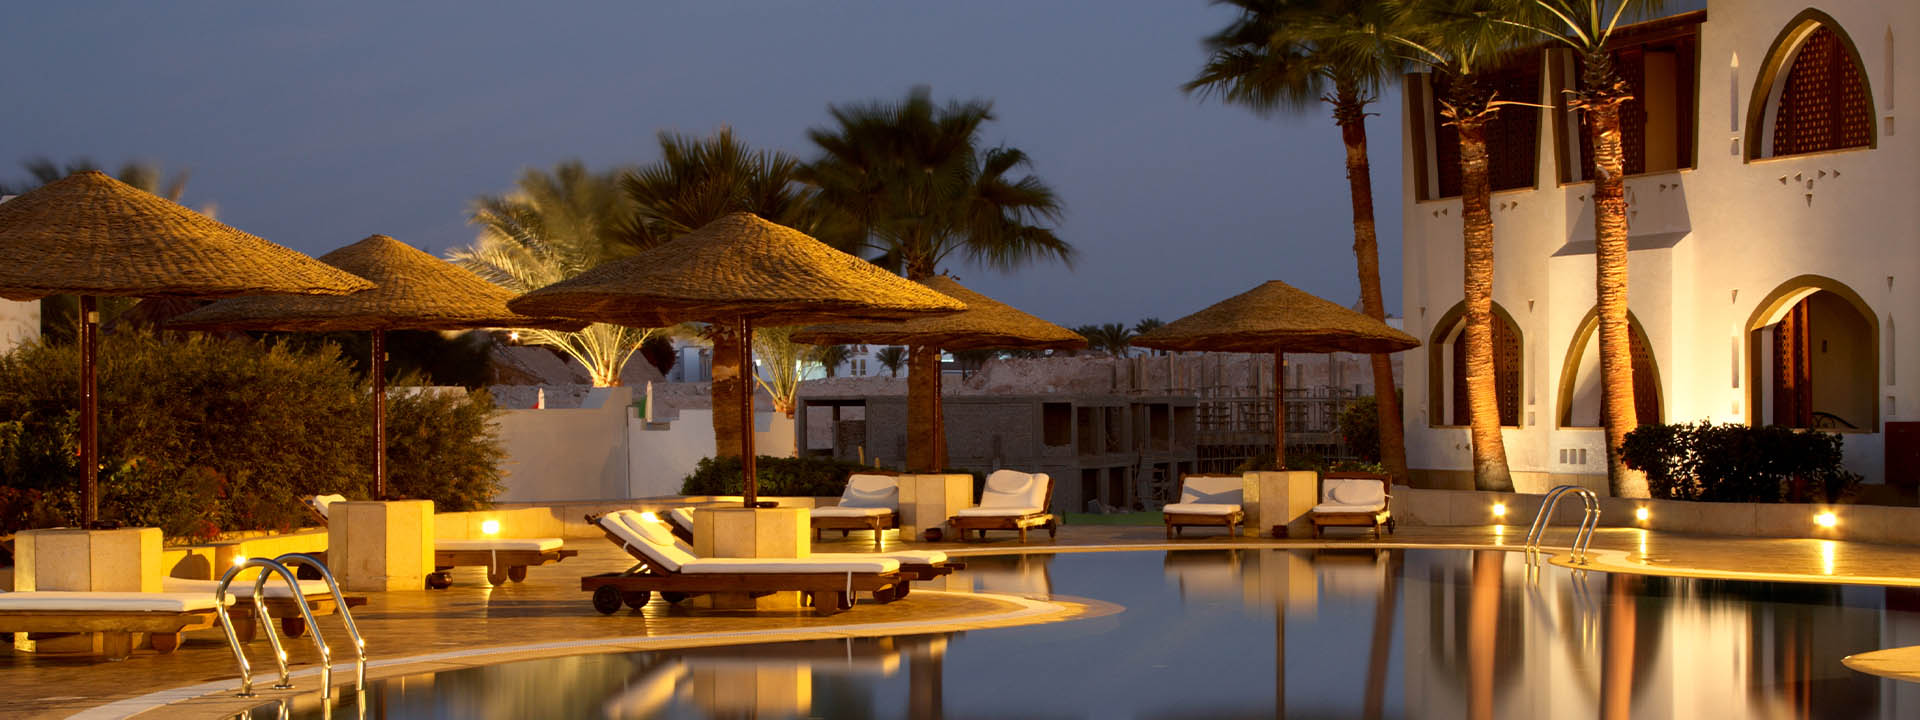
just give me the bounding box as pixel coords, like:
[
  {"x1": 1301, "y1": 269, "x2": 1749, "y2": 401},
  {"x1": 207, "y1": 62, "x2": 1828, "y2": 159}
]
[
  {"x1": 692, "y1": 507, "x2": 808, "y2": 610},
  {"x1": 898, "y1": 473, "x2": 974, "y2": 540},
  {"x1": 1245, "y1": 471, "x2": 1320, "y2": 537},
  {"x1": 12, "y1": 527, "x2": 162, "y2": 653},
  {"x1": 328, "y1": 500, "x2": 434, "y2": 592}
]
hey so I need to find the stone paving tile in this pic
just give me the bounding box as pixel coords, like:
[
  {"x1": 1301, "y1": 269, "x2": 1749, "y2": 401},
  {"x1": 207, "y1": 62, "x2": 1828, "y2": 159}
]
[{"x1": 9, "y1": 522, "x2": 1920, "y2": 718}]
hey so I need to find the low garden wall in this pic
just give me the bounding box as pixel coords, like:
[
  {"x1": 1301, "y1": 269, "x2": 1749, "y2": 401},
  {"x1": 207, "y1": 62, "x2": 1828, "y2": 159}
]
[{"x1": 1394, "y1": 487, "x2": 1920, "y2": 545}]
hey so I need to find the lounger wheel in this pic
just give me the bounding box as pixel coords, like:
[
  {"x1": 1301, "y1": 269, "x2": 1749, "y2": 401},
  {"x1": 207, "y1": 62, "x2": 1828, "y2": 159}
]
[
  {"x1": 486, "y1": 567, "x2": 510, "y2": 586},
  {"x1": 508, "y1": 565, "x2": 528, "y2": 583},
  {"x1": 281, "y1": 616, "x2": 308, "y2": 638},
  {"x1": 1048, "y1": 520, "x2": 1058, "y2": 539},
  {"x1": 660, "y1": 592, "x2": 690, "y2": 605},
  {"x1": 591, "y1": 586, "x2": 624, "y2": 615},
  {"x1": 894, "y1": 582, "x2": 911, "y2": 599},
  {"x1": 623, "y1": 590, "x2": 652, "y2": 609},
  {"x1": 426, "y1": 572, "x2": 453, "y2": 590},
  {"x1": 150, "y1": 631, "x2": 183, "y2": 654},
  {"x1": 872, "y1": 585, "x2": 899, "y2": 604}
]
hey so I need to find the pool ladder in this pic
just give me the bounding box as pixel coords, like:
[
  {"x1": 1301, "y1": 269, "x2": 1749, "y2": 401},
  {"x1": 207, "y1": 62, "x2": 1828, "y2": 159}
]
[
  {"x1": 216, "y1": 553, "x2": 366, "y2": 698},
  {"x1": 1523, "y1": 485, "x2": 1600, "y2": 568}
]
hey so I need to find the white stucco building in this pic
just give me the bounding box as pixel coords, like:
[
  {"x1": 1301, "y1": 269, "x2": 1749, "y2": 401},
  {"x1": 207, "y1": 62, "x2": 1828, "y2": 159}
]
[{"x1": 1399, "y1": 2, "x2": 1917, "y2": 491}]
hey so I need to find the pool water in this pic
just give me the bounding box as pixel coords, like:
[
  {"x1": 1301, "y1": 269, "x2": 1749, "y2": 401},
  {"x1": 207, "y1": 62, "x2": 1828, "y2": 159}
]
[{"x1": 256, "y1": 549, "x2": 1920, "y2": 719}]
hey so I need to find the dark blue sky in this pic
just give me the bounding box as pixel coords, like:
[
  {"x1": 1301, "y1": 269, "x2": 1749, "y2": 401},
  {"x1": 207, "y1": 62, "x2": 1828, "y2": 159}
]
[{"x1": 0, "y1": 1, "x2": 1403, "y2": 327}]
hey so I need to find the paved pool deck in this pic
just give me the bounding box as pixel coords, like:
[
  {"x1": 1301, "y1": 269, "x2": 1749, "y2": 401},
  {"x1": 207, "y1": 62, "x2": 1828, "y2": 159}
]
[{"x1": 5, "y1": 522, "x2": 1919, "y2": 718}]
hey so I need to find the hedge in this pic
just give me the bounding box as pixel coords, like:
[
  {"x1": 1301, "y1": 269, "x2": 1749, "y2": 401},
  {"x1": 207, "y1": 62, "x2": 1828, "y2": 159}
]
[
  {"x1": 0, "y1": 335, "x2": 503, "y2": 538},
  {"x1": 1619, "y1": 422, "x2": 1860, "y2": 503}
]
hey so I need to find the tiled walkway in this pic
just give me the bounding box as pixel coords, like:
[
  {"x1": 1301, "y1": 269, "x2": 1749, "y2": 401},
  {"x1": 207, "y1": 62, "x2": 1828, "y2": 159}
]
[{"x1": 7, "y1": 523, "x2": 1920, "y2": 718}]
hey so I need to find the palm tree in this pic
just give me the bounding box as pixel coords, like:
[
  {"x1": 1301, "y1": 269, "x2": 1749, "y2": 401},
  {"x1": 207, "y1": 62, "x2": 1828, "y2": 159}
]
[
  {"x1": 876, "y1": 346, "x2": 908, "y2": 376},
  {"x1": 752, "y1": 325, "x2": 805, "y2": 417},
  {"x1": 451, "y1": 161, "x2": 663, "y2": 387},
  {"x1": 804, "y1": 86, "x2": 1069, "y2": 471},
  {"x1": 623, "y1": 129, "x2": 819, "y2": 459},
  {"x1": 810, "y1": 344, "x2": 853, "y2": 377},
  {"x1": 1186, "y1": 0, "x2": 1415, "y2": 483},
  {"x1": 1089, "y1": 322, "x2": 1136, "y2": 356},
  {"x1": 1387, "y1": 0, "x2": 1532, "y2": 491},
  {"x1": 1504, "y1": 1, "x2": 1655, "y2": 497}
]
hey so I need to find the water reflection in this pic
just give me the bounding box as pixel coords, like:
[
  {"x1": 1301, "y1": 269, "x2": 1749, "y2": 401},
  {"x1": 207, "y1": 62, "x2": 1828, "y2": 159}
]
[{"x1": 260, "y1": 549, "x2": 1920, "y2": 719}]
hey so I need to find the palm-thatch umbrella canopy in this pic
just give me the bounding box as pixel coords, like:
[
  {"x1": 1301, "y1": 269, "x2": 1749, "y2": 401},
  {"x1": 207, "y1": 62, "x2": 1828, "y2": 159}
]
[
  {"x1": 793, "y1": 275, "x2": 1086, "y2": 471},
  {"x1": 1131, "y1": 280, "x2": 1418, "y2": 468},
  {"x1": 0, "y1": 171, "x2": 373, "y2": 525},
  {"x1": 169, "y1": 234, "x2": 583, "y2": 497},
  {"x1": 509, "y1": 213, "x2": 965, "y2": 505}
]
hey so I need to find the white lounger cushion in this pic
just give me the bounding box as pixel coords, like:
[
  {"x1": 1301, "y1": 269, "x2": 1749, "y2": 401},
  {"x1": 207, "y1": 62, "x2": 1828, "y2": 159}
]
[
  {"x1": 1323, "y1": 477, "x2": 1387, "y2": 506},
  {"x1": 811, "y1": 505, "x2": 894, "y2": 518},
  {"x1": 668, "y1": 507, "x2": 696, "y2": 531},
  {"x1": 955, "y1": 506, "x2": 1044, "y2": 518},
  {"x1": 1178, "y1": 475, "x2": 1244, "y2": 505},
  {"x1": 978, "y1": 470, "x2": 1051, "y2": 511},
  {"x1": 436, "y1": 537, "x2": 565, "y2": 552},
  {"x1": 815, "y1": 550, "x2": 948, "y2": 565},
  {"x1": 680, "y1": 558, "x2": 898, "y2": 574},
  {"x1": 1312, "y1": 501, "x2": 1387, "y2": 514},
  {"x1": 162, "y1": 578, "x2": 335, "y2": 599},
  {"x1": 838, "y1": 474, "x2": 899, "y2": 509},
  {"x1": 0, "y1": 591, "x2": 229, "y2": 613},
  {"x1": 308, "y1": 494, "x2": 347, "y2": 520},
  {"x1": 1162, "y1": 502, "x2": 1241, "y2": 516}
]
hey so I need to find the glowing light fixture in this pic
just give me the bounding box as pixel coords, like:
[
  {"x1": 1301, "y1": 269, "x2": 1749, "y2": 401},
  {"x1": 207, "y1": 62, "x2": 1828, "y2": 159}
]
[
  {"x1": 481, "y1": 519, "x2": 501, "y2": 536},
  {"x1": 1635, "y1": 507, "x2": 1650, "y2": 522},
  {"x1": 232, "y1": 554, "x2": 248, "y2": 567},
  {"x1": 640, "y1": 511, "x2": 660, "y2": 524},
  {"x1": 1491, "y1": 502, "x2": 1507, "y2": 519},
  {"x1": 1815, "y1": 511, "x2": 1838, "y2": 528},
  {"x1": 508, "y1": 331, "x2": 520, "y2": 342}
]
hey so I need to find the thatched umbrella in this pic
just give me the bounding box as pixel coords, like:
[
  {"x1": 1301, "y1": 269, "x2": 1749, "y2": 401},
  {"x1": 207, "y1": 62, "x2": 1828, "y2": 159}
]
[
  {"x1": 168, "y1": 234, "x2": 583, "y2": 497},
  {"x1": 793, "y1": 275, "x2": 1085, "y2": 471},
  {"x1": 508, "y1": 213, "x2": 964, "y2": 506},
  {"x1": 0, "y1": 171, "x2": 373, "y2": 524},
  {"x1": 1131, "y1": 280, "x2": 1418, "y2": 467}
]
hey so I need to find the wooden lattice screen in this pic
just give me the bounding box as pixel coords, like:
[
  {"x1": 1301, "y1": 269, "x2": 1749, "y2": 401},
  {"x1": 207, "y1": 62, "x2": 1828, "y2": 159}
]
[
  {"x1": 1629, "y1": 327, "x2": 1660, "y2": 426},
  {"x1": 1451, "y1": 314, "x2": 1522, "y2": 427},
  {"x1": 1772, "y1": 300, "x2": 1814, "y2": 427},
  {"x1": 1429, "y1": 53, "x2": 1543, "y2": 199},
  {"x1": 1772, "y1": 26, "x2": 1873, "y2": 157}
]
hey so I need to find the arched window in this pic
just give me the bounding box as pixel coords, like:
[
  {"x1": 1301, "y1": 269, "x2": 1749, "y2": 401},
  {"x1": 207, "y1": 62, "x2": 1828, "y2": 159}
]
[
  {"x1": 1748, "y1": 11, "x2": 1876, "y2": 159},
  {"x1": 1428, "y1": 302, "x2": 1523, "y2": 427},
  {"x1": 1746, "y1": 276, "x2": 1879, "y2": 431},
  {"x1": 1557, "y1": 310, "x2": 1663, "y2": 428}
]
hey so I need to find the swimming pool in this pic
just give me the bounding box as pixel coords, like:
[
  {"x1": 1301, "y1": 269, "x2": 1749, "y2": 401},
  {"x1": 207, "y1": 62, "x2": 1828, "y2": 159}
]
[{"x1": 250, "y1": 548, "x2": 1920, "y2": 719}]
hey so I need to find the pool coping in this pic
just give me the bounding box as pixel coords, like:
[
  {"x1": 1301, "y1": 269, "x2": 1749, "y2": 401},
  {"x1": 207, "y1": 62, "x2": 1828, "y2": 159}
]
[
  {"x1": 90, "y1": 590, "x2": 1111, "y2": 720},
  {"x1": 80, "y1": 539, "x2": 1920, "y2": 717}
]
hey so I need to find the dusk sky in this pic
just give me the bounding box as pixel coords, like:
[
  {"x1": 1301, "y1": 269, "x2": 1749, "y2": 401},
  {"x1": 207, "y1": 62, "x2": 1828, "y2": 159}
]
[{"x1": 0, "y1": 1, "x2": 1405, "y2": 328}]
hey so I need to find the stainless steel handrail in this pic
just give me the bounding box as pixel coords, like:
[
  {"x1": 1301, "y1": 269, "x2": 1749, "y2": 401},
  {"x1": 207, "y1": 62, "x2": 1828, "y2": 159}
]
[
  {"x1": 1524, "y1": 485, "x2": 1601, "y2": 566},
  {"x1": 216, "y1": 557, "x2": 330, "y2": 697},
  {"x1": 275, "y1": 553, "x2": 367, "y2": 691}
]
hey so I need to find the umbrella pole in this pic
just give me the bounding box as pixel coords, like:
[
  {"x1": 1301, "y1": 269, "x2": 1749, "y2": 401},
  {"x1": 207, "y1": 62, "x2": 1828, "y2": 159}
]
[
  {"x1": 1273, "y1": 350, "x2": 1286, "y2": 470},
  {"x1": 79, "y1": 294, "x2": 99, "y2": 526},
  {"x1": 933, "y1": 349, "x2": 946, "y2": 471},
  {"x1": 372, "y1": 329, "x2": 387, "y2": 499},
  {"x1": 738, "y1": 316, "x2": 757, "y2": 508}
]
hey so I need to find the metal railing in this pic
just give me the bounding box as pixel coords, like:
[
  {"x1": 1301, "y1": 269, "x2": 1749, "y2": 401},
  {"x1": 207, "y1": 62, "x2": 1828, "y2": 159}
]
[
  {"x1": 1523, "y1": 485, "x2": 1600, "y2": 567},
  {"x1": 216, "y1": 554, "x2": 365, "y2": 698}
]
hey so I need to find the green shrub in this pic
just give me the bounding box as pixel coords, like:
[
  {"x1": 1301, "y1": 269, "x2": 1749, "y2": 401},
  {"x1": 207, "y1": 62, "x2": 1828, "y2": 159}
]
[
  {"x1": 680, "y1": 455, "x2": 888, "y2": 497},
  {"x1": 1620, "y1": 422, "x2": 1860, "y2": 503},
  {"x1": 385, "y1": 380, "x2": 504, "y2": 512},
  {"x1": 1338, "y1": 396, "x2": 1383, "y2": 464},
  {"x1": 0, "y1": 335, "x2": 505, "y2": 537}
]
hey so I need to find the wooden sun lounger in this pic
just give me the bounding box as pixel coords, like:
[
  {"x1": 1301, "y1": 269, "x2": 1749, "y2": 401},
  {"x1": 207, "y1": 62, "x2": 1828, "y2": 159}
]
[
  {"x1": 0, "y1": 593, "x2": 225, "y2": 658},
  {"x1": 662, "y1": 509, "x2": 960, "y2": 594},
  {"x1": 948, "y1": 471, "x2": 1059, "y2": 543},
  {"x1": 809, "y1": 472, "x2": 902, "y2": 550},
  {"x1": 1162, "y1": 474, "x2": 1245, "y2": 538},
  {"x1": 304, "y1": 495, "x2": 576, "y2": 588},
  {"x1": 161, "y1": 578, "x2": 366, "y2": 640},
  {"x1": 1310, "y1": 472, "x2": 1396, "y2": 539},
  {"x1": 582, "y1": 511, "x2": 904, "y2": 616}
]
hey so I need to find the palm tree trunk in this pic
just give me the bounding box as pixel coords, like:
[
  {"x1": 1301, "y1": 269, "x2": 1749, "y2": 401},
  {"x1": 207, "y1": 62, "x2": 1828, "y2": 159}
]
[
  {"x1": 1457, "y1": 115, "x2": 1514, "y2": 492},
  {"x1": 1585, "y1": 56, "x2": 1647, "y2": 498},
  {"x1": 1335, "y1": 91, "x2": 1409, "y2": 483},
  {"x1": 710, "y1": 321, "x2": 746, "y2": 462}
]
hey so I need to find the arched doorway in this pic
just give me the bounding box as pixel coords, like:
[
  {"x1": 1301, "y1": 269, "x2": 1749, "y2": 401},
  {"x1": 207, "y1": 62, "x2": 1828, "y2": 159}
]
[
  {"x1": 1428, "y1": 302, "x2": 1523, "y2": 427},
  {"x1": 1746, "y1": 276, "x2": 1878, "y2": 430},
  {"x1": 1557, "y1": 309, "x2": 1662, "y2": 427}
]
